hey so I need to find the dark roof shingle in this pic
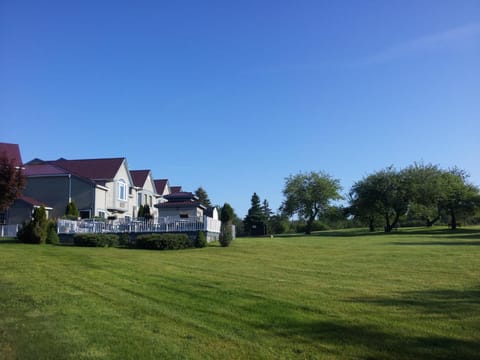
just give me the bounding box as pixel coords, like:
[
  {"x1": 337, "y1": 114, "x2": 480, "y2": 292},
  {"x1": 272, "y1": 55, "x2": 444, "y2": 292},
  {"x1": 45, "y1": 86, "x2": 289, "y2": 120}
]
[
  {"x1": 47, "y1": 158, "x2": 125, "y2": 180},
  {"x1": 154, "y1": 179, "x2": 169, "y2": 194},
  {"x1": 130, "y1": 170, "x2": 150, "y2": 188},
  {"x1": 170, "y1": 186, "x2": 182, "y2": 193}
]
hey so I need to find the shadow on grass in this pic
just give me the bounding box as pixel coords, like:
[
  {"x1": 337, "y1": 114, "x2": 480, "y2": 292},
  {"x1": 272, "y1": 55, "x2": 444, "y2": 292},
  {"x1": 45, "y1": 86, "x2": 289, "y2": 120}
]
[
  {"x1": 271, "y1": 319, "x2": 479, "y2": 360},
  {"x1": 163, "y1": 279, "x2": 480, "y2": 359},
  {"x1": 347, "y1": 288, "x2": 480, "y2": 316},
  {"x1": 391, "y1": 241, "x2": 480, "y2": 246},
  {"x1": 275, "y1": 227, "x2": 480, "y2": 240},
  {"x1": 268, "y1": 287, "x2": 480, "y2": 359}
]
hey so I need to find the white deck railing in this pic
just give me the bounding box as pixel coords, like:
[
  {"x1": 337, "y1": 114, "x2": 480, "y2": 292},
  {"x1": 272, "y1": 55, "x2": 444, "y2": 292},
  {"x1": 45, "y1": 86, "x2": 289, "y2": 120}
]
[
  {"x1": 0, "y1": 224, "x2": 20, "y2": 237},
  {"x1": 57, "y1": 216, "x2": 221, "y2": 234}
]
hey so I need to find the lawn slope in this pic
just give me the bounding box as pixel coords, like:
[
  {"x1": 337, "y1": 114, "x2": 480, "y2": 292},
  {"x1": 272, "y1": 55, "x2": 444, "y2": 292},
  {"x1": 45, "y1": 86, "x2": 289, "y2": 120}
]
[{"x1": 0, "y1": 228, "x2": 479, "y2": 359}]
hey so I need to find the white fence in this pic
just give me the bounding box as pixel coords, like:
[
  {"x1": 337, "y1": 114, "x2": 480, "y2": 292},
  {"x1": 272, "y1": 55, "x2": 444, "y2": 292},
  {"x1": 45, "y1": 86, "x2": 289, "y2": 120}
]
[{"x1": 57, "y1": 216, "x2": 222, "y2": 234}]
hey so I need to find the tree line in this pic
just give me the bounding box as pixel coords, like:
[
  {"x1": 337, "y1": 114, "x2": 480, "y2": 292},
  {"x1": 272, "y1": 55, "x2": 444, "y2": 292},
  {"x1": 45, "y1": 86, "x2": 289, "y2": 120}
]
[
  {"x1": 2, "y1": 152, "x2": 479, "y2": 237},
  {"x1": 239, "y1": 163, "x2": 480, "y2": 235}
]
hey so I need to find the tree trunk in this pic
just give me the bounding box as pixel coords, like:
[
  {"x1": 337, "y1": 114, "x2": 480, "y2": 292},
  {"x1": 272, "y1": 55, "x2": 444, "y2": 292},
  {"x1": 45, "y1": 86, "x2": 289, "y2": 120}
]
[
  {"x1": 426, "y1": 215, "x2": 440, "y2": 227},
  {"x1": 384, "y1": 214, "x2": 391, "y2": 233},
  {"x1": 305, "y1": 208, "x2": 319, "y2": 235},
  {"x1": 305, "y1": 216, "x2": 314, "y2": 234},
  {"x1": 368, "y1": 218, "x2": 375, "y2": 232},
  {"x1": 450, "y1": 210, "x2": 457, "y2": 230},
  {"x1": 391, "y1": 212, "x2": 400, "y2": 230}
]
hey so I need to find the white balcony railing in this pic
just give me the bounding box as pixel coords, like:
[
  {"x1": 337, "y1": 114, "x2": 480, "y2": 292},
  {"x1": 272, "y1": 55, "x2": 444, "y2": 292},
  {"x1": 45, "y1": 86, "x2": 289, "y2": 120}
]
[{"x1": 57, "y1": 216, "x2": 221, "y2": 234}]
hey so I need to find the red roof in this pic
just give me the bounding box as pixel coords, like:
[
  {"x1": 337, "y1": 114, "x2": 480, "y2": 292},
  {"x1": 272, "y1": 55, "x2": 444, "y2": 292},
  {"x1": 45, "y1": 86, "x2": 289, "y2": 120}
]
[
  {"x1": 130, "y1": 170, "x2": 150, "y2": 188},
  {"x1": 45, "y1": 158, "x2": 125, "y2": 180},
  {"x1": 0, "y1": 143, "x2": 22, "y2": 167},
  {"x1": 165, "y1": 191, "x2": 195, "y2": 200},
  {"x1": 24, "y1": 164, "x2": 69, "y2": 176},
  {"x1": 154, "y1": 179, "x2": 169, "y2": 194},
  {"x1": 18, "y1": 195, "x2": 51, "y2": 208},
  {"x1": 156, "y1": 201, "x2": 205, "y2": 209},
  {"x1": 170, "y1": 186, "x2": 182, "y2": 193}
]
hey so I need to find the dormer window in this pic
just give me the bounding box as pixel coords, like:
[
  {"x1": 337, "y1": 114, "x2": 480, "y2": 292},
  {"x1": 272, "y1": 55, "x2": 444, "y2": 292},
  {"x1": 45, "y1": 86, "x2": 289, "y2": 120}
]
[{"x1": 118, "y1": 179, "x2": 127, "y2": 201}]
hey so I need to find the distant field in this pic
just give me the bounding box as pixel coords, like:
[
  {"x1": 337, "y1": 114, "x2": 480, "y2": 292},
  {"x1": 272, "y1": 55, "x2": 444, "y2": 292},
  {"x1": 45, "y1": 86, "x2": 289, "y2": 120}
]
[{"x1": 0, "y1": 228, "x2": 479, "y2": 359}]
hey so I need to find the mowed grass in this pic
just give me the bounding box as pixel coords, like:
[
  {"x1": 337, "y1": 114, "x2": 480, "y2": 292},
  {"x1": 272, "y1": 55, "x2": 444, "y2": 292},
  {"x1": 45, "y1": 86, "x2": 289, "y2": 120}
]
[{"x1": 0, "y1": 228, "x2": 479, "y2": 360}]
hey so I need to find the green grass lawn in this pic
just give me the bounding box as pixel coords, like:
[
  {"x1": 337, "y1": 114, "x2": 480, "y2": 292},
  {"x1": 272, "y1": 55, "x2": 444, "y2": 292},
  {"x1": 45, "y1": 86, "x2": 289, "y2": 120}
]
[{"x1": 0, "y1": 228, "x2": 479, "y2": 359}]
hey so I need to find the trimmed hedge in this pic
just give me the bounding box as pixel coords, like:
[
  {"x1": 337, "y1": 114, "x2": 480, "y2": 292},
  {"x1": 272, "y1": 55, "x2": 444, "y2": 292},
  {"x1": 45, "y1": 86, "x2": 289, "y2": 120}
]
[
  {"x1": 73, "y1": 234, "x2": 119, "y2": 247},
  {"x1": 135, "y1": 233, "x2": 192, "y2": 250}
]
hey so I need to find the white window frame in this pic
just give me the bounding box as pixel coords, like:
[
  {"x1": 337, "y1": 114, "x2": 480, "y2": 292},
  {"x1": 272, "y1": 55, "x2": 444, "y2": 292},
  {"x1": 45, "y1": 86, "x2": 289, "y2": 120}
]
[{"x1": 118, "y1": 179, "x2": 127, "y2": 201}]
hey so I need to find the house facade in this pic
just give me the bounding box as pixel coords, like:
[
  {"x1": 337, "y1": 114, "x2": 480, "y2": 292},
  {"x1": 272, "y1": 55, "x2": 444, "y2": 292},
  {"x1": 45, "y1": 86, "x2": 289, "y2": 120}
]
[
  {"x1": 0, "y1": 143, "x2": 54, "y2": 226},
  {"x1": 24, "y1": 158, "x2": 136, "y2": 220},
  {"x1": 5, "y1": 196, "x2": 52, "y2": 224},
  {"x1": 156, "y1": 192, "x2": 206, "y2": 219},
  {"x1": 1, "y1": 143, "x2": 222, "y2": 239},
  {"x1": 131, "y1": 170, "x2": 160, "y2": 218}
]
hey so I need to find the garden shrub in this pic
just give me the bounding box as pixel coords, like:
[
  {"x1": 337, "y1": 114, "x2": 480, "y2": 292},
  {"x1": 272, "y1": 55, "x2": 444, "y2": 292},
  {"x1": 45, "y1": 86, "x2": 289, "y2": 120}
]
[
  {"x1": 17, "y1": 206, "x2": 48, "y2": 244},
  {"x1": 194, "y1": 231, "x2": 207, "y2": 248},
  {"x1": 135, "y1": 233, "x2": 192, "y2": 250},
  {"x1": 219, "y1": 224, "x2": 233, "y2": 247},
  {"x1": 46, "y1": 221, "x2": 59, "y2": 245},
  {"x1": 73, "y1": 234, "x2": 119, "y2": 247},
  {"x1": 118, "y1": 233, "x2": 130, "y2": 247},
  {"x1": 65, "y1": 201, "x2": 79, "y2": 218}
]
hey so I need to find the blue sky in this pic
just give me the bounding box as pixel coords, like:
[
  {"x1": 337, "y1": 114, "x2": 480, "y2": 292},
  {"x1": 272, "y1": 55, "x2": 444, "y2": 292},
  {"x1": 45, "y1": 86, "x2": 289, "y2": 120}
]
[{"x1": 1, "y1": 0, "x2": 479, "y2": 217}]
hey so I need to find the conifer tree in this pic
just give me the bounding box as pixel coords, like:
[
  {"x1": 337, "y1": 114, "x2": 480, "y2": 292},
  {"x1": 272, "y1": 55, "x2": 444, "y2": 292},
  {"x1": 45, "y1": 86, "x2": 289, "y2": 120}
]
[
  {"x1": 243, "y1": 192, "x2": 266, "y2": 234},
  {"x1": 195, "y1": 187, "x2": 212, "y2": 208}
]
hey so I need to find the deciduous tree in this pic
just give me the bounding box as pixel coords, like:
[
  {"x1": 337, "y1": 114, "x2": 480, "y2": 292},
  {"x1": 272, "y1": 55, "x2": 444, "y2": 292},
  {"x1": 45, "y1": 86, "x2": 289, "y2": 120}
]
[
  {"x1": 349, "y1": 167, "x2": 409, "y2": 232},
  {"x1": 439, "y1": 168, "x2": 480, "y2": 230},
  {"x1": 281, "y1": 171, "x2": 342, "y2": 234}
]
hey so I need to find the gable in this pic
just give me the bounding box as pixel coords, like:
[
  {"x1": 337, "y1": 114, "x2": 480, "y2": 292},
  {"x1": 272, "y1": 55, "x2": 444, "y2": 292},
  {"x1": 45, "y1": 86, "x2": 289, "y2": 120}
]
[{"x1": 154, "y1": 179, "x2": 170, "y2": 196}]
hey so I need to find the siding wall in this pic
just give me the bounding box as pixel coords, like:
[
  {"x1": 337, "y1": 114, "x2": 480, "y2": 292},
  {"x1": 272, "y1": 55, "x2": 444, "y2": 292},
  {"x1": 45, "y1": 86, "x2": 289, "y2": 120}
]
[
  {"x1": 24, "y1": 175, "x2": 96, "y2": 218},
  {"x1": 24, "y1": 176, "x2": 69, "y2": 218}
]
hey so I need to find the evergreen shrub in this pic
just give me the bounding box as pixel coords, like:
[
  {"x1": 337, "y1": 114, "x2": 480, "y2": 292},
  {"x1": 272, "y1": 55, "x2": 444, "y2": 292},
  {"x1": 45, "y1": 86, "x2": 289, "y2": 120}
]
[
  {"x1": 118, "y1": 233, "x2": 130, "y2": 247},
  {"x1": 219, "y1": 224, "x2": 233, "y2": 247},
  {"x1": 135, "y1": 233, "x2": 192, "y2": 250},
  {"x1": 73, "y1": 234, "x2": 119, "y2": 247},
  {"x1": 46, "y1": 221, "x2": 59, "y2": 244},
  {"x1": 194, "y1": 231, "x2": 207, "y2": 248},
  {"x1": 17, "y1": 206, "x2": 48, "y2": 244}
]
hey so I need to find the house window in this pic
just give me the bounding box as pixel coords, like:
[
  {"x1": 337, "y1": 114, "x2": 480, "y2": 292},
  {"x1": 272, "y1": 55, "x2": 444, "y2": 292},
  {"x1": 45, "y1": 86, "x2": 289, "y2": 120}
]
[
  {"x1": 0, "y1": 212, "x2": 6, "y2": 225},
  {"x1": 180, "y1": 213, "x2": 189, "y2": 219},
  {"x1": 118, "y1": 180, "x2": 127, "y2": 201},
  {"x1": 98, "y1": 211, "x2": 106, "y2": 219},
  {"x1": 137, "y1": 193, "x2": 142, "y2": 207},
  {"x1": 144, "y1": 194, "x2": 148, "y2": 205},
  {"x1": 149, "y1": 196, "x2": 153, "y2": 206}
]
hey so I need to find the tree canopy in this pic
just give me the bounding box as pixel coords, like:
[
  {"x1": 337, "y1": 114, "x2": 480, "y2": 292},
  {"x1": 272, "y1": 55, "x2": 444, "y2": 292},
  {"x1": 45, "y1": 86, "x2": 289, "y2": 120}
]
[
  {"x1": 281, "y1": 171, "x2": 342, "y2": 234},
  {"x1": 195, "y1": 187, "x2": 212, "y2": 208},
  {"x1": 349, "y1": 167, "x2": 409, "y2": 232},
  {"x1": 0, "y1": 152, "x2": 25, "y2": 210},
  {"x1": 349, "y1": 164, "x2": 480, "y2": 232}
]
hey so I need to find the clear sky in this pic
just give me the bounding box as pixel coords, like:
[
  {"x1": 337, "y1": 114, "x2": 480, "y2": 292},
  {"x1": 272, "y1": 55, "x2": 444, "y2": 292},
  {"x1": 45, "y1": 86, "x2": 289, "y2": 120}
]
[{"x1": 1, "y1": 0, "x2": 479, "y2": 217}]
